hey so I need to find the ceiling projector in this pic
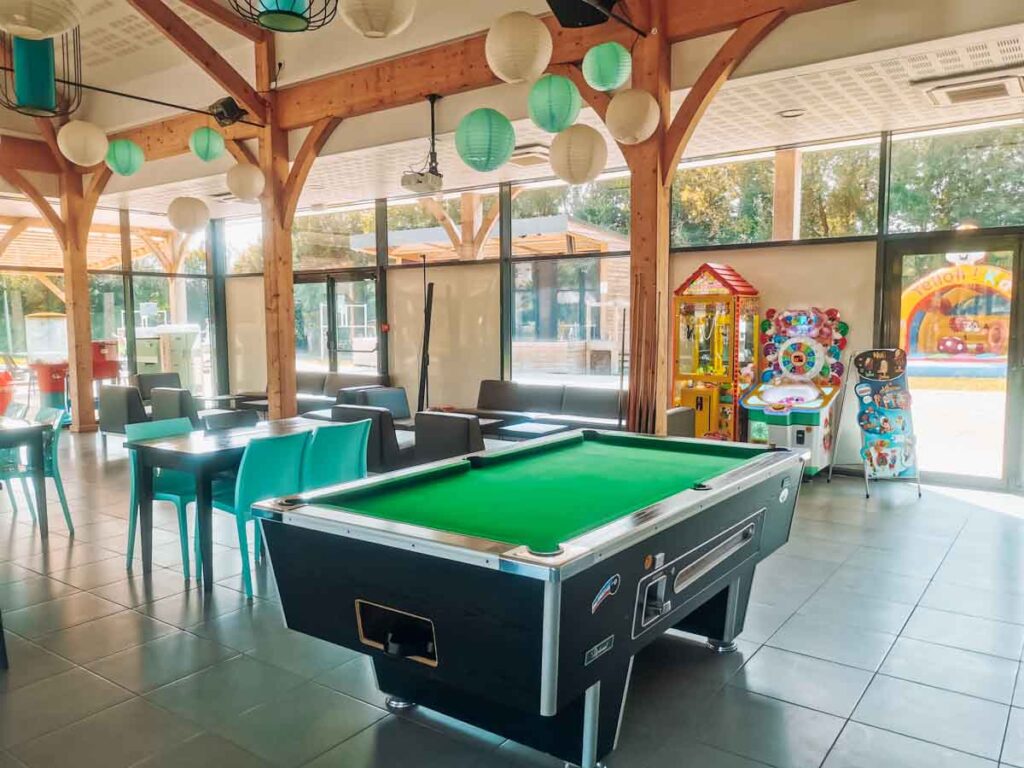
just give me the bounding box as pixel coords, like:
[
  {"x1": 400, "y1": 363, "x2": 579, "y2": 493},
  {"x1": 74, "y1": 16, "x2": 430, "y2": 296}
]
[{"x1": 401, "y1": 170, "x2": 443, "y2": 194}]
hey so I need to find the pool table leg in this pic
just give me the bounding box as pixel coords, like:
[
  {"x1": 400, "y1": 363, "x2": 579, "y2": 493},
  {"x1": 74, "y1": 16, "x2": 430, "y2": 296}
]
[{"x1": 674, "y1": 568, "x2": 754, "y2": 654}]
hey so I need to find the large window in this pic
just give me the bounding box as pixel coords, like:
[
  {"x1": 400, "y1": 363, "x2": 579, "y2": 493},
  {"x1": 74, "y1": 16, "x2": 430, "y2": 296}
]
[
  {"x1": 293, "y1": 204, "x2": 376, "y2": 271},
  {"x1": 670, "y1": 153, "x2": 774, "y2": 247},
  {"x1": 799, "y1": 140, "x2": 880, "y2": 238},
  {"x1": 888, "y1": 120, "x2": 1024, "y2": 233},
  {"x1": 225, "y1": 217, "x2": 264, "y2": 273},
  {"x1": 511, "y1": 175, "x2": 630, "y2": 257},
  {"x1": 511, "y1": 256, "x2": 629, "y2": 387},
  {"x1": 387, "y1": 189, "x2": 499, "y2": 263}
]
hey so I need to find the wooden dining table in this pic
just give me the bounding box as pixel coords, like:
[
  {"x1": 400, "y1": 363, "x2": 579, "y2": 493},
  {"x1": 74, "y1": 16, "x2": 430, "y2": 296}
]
[
  {"x1": 128, "y1": 417, "x2": 321, "y2": 592},
  {"x1": 0, "y1": 417, "x2": 49, "y2": 538}
]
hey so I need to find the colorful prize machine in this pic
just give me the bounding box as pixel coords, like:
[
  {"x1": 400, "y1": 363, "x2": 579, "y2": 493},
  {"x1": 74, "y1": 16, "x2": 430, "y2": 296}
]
[
  {"x1": 672, "y1": 264, "x2": 759, "y2": 440},
  {"x1": 742, "y1": 308, "x2": 849, "y2": 475},
  {"x1": 25, "y1": 312, "x2": 70, "y2": 410}
]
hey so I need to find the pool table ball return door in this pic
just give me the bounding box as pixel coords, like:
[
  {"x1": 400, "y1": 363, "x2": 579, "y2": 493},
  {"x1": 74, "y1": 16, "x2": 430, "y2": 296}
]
[{"x1": 254, "y1": 431, "x2": 805, "y2": 768}]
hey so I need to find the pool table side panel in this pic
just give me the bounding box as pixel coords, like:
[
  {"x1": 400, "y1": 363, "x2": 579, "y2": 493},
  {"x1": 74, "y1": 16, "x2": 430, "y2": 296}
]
[{"x1": 261, "y1": 521, "x2": 547, "y2": 710}]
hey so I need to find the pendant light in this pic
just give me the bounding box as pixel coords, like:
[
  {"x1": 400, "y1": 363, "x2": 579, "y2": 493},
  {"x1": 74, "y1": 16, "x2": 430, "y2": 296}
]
[
  {"x1": 485, "y1": 12, "x2": 552, "y2": 85},
  {"x1": 528, "y1": 74, "x2": 581, "y2": 134},
  {"x1": 168, "y1": 197, "x2": 211, "y2": 234},
  {"x1": 56, "y1": 120, "x2": 108, "y2": 166},
  {"x1": 605, "y1": 89, "x2": 660, "y2": 145},
  {"x1": 455, "y1": 108, "x2": 515, "y2": 173},
  {"x1": 228, "y1": 0, "x2": 338, "y2": 32},
  {"x1": 0, "y1": 0, "x2": 80, "y2": 39},
  {"x1": 190, "y1": 127, "x2": 225, "y2": 162},
  {"x1": 582, "y1": 42, "x2": 631, "y2": 92},
  {"x1": 549, "y1": 124, "x2": 607, "y2": 185},
  {"x1": 106, "y1": 139, "x2": 145, "y2": 177},
  {"x1": 339, "y1": 0, "x2": 416, "y2": 38},
  {"x1": 0, "y1": 27, "x2": 82, "y2": 118},
  {"x1": 226, "y1": 163, "x2": 266, "y2": 202}
]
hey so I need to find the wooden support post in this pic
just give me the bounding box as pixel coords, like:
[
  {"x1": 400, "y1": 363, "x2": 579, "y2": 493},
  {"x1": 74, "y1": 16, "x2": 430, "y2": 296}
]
[
  {"x1": 772, "y1": 148, "x2": 801, "y2": 241},
  {"x1": 60, "y1": 172, "x2": 97, "y2": 432}
]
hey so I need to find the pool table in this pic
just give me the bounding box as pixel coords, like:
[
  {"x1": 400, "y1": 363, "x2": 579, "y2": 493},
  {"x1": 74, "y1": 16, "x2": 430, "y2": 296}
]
[{"x1": 254, "y1": 430, "x2": 805, "y2": 768}]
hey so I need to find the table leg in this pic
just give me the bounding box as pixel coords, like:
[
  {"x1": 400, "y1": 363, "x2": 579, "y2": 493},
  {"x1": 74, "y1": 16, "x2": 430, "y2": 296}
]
[
  {"x1": 29, "y1": 434, "x2": 47, "y2": 539},
  {"x1": 138, "y1": 457, "x2": 155, "y2": 573},
  {"x1": 196, "y1": 471, "x2": 214, "y2": 593}
]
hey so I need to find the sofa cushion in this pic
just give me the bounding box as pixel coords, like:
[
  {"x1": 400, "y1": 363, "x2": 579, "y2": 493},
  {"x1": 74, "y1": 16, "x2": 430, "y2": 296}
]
[
  {"x1": 324, "y1": 371, "x2": 388, "y2": 396},
  {"x1": 560, "y1": 386, "x2": 621, "y2": 419},
  {"x1": 296, "y1": 393, "x2": 336, "y2": 413},
  {"x1": 477, "y1": 380, "x2": 519, "y2": 411},
  {"x1": 296, "y1": 371, "x2": 327, "y2": 395},
  {"x1": 514, "y1": 383, "x2": 565, "y2": 414},
  {"x1": 362, "y1": 387, "x2": 411, "y2": 419}
]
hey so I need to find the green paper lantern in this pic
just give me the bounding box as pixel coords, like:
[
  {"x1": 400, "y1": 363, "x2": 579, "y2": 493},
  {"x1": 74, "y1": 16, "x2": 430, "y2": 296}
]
[
  {"x1": 528, "y1": 74, "x2": 581, "y2": 134},
  {"x1": 837, "y1": 321, "x2": 850, "y2": 337},
  {"x1": 189, "y1": 127, "x2": 225, "y2": 162},
  {"x1": 12, "y1": 37, "x2": 56, "y2": 114},
  {"x1": 456, "y1": 108, "x2": 515, "y2": 173},
  {"x1": 257, "y1": 0, "x2": 311, "y2": 32},
  {"x1": 105, "y1": 139, "x2": 144, "y2": 177},
  {"x1": 582, "y1": 42, "x2": 631, "y2": 92}
]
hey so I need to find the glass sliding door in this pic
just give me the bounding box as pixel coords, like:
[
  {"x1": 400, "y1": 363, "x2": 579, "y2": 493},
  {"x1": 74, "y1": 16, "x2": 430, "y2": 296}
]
[
  {"x1": 294, "y1": 281, "x2": 330, "y2": 372},
  {"x1": 884, "y1": 235, "x2": 1022, "y2": 484},
  {"x1": 293, "y1": 272, "x2": 380, "y2": 375}
]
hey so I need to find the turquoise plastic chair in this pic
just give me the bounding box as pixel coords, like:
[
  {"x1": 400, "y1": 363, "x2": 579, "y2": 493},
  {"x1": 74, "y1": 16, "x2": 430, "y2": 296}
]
[
  {"x1": 0, "y1": 407, "x2": 73, "y2": 533},
  {"x1": 212, "y1": 432, "x2": 309, "y2": 598},
  {"x1": 1, "y1": 401, "x2": 33, "y2": 517},
  {"x1": 126, "y1": 418, "x2": 198, "y2": 579},
  {"x1": 302, "y1": 421, "x2": 370, "y2": 492}
]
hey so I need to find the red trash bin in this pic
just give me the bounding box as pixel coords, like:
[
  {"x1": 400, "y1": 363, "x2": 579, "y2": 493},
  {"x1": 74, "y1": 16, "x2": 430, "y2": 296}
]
[
  {"x1": 0, "y1": 371, "x2": 13, "y2": 415},
  {"x1": 30, "y1": 362, "x2": 69, "y2": 410}
]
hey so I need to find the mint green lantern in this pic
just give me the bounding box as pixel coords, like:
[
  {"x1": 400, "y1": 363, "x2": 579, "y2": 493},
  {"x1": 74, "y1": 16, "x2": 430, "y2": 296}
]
[
  {"x1": 456, "y1": 109, "x2": 515, "y2": 173},
  {"x1": 257, "y1": 0, "x2": 311, "y2": 32},
  {"x1": 105, "y1": 139, "x2": 144, "y2": 177},
  {"x1": 528, "y1": 75, "x2": 581, "y2": 134},
  {"x1": 582, "y1": 42, "x2": 631, "y2": 92},
  {"x1": 189, "y1": 127, "x2": 225, "y2": 162},
  {"x1": 12, "y1": 37, "x2": 57, "y2": 114}
]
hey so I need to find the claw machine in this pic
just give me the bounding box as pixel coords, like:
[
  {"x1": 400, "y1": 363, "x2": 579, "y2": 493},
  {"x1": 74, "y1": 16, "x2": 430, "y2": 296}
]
[{"x1": 672, "y1": 263, "x2": 759, "y2": 440}]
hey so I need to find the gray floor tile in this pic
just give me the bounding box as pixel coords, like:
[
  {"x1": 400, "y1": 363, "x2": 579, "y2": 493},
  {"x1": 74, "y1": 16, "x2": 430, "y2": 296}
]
[
  {"x1": 739, "y1": 601, "x2": 796, "y2": 644},
  {"x1": 33, "y1": 610, "x2": 178, "y2": 665},
  {"x1": 825, "y1": 721, "x2": 996, "y2": 767},
  {"x1": 844, "y1": 544, "x2": 947, "y2": 578},
  {"x1": 1001, "y1": 707, "x2": 1024, "y2": 766},
  {"x1": 921, "y1": 582, "x2": 1024, "y2": 626},
  {"x1": 853, "y1": 675, "x2": 1009, "y2": 760},
  {"x1": 304, "y1": 716, "x2": 491, "y2": 768},
  {"x1": 730, "y1": 646, "x2": 873, "y2": 717},
  {"x1": 133, "y1": 732, "x2": 273, "y2": 768},
  {"x1": 756, "y1": 553, "x2": 841, "y2": 586},
  {"x1": 86, "y1": 631, "x2": 236, "y2": 693},
  {"x1": 903, "y1": 607, "x2": 1024, "y2": 661},
  {"x1": 776, "y1": 535, "x2": 858, "y2": 564},
  {"x1": 2, "y1": 592, "x2": 123, "y2": 639},
  {"x1": 51, "y1": 557, "x2": 137, "y2": 591},
  {"x1": 145, "y1": 655, "x2": 306, "y2": 725},
  {"x1": 140, "y1": 585, "x2": 251, "y2": 629},
  {"x1": 823, "y1": 564, "x2": 930, "y2": 604},
  {"x1": 315, "y1": 655, "x2": 388, "y2": 709},
  {"x1": 87, "y1": 569, "x2": 189, "y2": 608},
  {"x1": 0, "y1": 562, "x2": 35, "y2": 586},
  {"x1": 768, "y1": 614, "x2": 897, "y2": 670},
  {"x1": 0, "y1": 633, "x2": 73, "y2": 693},
  {"x1": 0, "y1": 668, "x2": 131, "y2": 748},
  {"x1": 797, "y1": 591, "x2": 915, "y2": 634},
  {"x1": 881, "y1": 637, "x2": 1018, "y2": 704},
  {"x1": 692, "y1": 687, "x2": 844, "y2": 768},
  {"x1": 9, "y1": 697, "x2": 202, "y2": 768},
  {"x1": 0, "y1": 576, "x2": 79, "y2": 611},
  {"x1": 608, "y1": 740, "x2": 775, "y2": 768},
  {"x1": 0, "y1": 750, "x2": 27, "y2": 767},
  {"x1": 244, "y1": 626, "x2": 361, "y2": 679},
  {"x1": 213, "y1": 681, "x2": 387, "y2": 767},
  {"x1": 189, "y1": 601, "x2": 288, "y2": 651}
]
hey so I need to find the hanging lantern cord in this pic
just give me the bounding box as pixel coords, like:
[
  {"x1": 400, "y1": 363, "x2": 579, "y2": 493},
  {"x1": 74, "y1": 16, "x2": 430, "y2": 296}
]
[
  {"x1": 576, "y1": 0, "x2": 648, "y2": 37},
  {"x1": 0, "y1": 66, "x2": 264, "y2": 128}
]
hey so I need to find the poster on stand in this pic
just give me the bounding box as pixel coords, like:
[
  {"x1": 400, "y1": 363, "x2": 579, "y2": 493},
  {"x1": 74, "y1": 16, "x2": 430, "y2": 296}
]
[{"x1": 852, "y1": 349, "x2": 918, "y2": 479}]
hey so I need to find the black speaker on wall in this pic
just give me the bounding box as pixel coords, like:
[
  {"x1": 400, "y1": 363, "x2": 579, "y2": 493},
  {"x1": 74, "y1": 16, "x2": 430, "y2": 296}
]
[{"x1": 545, "y1": 0, "x2": 618, "y2": 27}]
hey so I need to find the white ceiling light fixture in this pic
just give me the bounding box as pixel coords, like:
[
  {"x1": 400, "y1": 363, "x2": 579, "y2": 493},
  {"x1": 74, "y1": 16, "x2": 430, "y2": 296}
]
[
  {"x1": 549, "y1": 124, "x2": 607, "y2": 185},
  {"x1": 339, "y1": 0, "x2": 416, "y2": 38},
  {"x1": 0, "y1": 0, "x2": 80, "y2": 40},
  {"x1": 167, "y1": 197, "x2": 210, "y2": 234},
  {"x1": 777, "y1": 108, "x2": 806, "y2": 119},
  {"x1": 485, "y1": 12, "x2": 552, "y2": 85},
  {"x1": 605, "y1": 88, "x2": 660, "y2": 145},
  {"x1": 56, "y1": 120, "x2": 108, "y2": 167},
  {"x1": 226, "y1": 163, "x2": 266, "y2": 202}
]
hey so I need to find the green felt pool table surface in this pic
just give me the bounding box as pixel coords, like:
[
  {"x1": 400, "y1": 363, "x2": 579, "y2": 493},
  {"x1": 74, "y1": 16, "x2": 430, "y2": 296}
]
[{"x1": 316, "y1": 432, "x2": 770, "y2": 554}]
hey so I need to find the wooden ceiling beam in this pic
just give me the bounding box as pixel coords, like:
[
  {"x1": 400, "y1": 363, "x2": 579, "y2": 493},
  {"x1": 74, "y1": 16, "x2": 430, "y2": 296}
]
[
  {"x1": 665, "y1": 0, "x2": 849, "y2": 40},
  {"x1": 282, "y1": 116, "x2": 342, "y2": 228},
  {"x1": 0, "y1": 135, "x2": 60, "y2": 174},
  {"x1": 108, "y1": 112, "x2": 260, "y2": 162},
  {"x1": 0, "y1": 219, "x2": 30, "y2": 256},
  {"x1": 34, "y1": 119, "x2": 72, "y2": 175},
  {"x1": 226, "y1": 138, "x2": 259, "y2": 166},
  {"x1": 177, "y1": 0, "x2": 272, "y2": 44},
  {"x1": 127, "y1": 0, "x2": 268, "y2": 124},
  {"x1": 0, "y1": 166, "x2": 65, "y2": 247}
]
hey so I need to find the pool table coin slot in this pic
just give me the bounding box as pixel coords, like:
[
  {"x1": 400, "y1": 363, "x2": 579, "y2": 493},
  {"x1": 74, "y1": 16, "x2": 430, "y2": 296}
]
[
  {"x1": 673, "y1": 523, "x2": 756, "y2": 595},
  {"x1": 355, "y1": 599, "x2": 439, "y2": 668}
]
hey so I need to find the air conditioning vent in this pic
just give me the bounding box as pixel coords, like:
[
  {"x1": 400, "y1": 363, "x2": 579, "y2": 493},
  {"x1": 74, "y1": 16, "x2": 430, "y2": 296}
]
[
  {"x1": 509, "y1": 143, "x2": 550, "y2": 168},
  {"x1": 913, "y1": 68, "x2": 1024, "y2": 106}
]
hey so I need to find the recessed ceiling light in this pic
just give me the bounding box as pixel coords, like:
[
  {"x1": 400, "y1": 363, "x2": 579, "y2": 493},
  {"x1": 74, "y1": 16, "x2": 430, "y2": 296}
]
[{"x1": 777, "y1": 109, "x2": 807, "y2": 119}]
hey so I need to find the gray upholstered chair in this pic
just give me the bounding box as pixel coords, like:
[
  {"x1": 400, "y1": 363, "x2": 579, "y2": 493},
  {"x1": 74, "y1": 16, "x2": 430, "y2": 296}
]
[
  {"x1": 359, "y1": 386, "x2": 412, "y2": 427},
  {"x1": 98, "y1": 385, "x2": 150, "y2": 450},
  {"x1": 414, "y1": 412, "x2": 484, "y2": 463},
  {"x1": 331, "y1": 404, "x2": 413, "y2": 473},
  {"x1": 131, "y1": 372, "x2": 182, "y2": 404},
  {"x1": 203, "y1": 409, "x2": 260, "y2": 432},
  {"x1": 151, "y1": 387, "x2": 231, "y2": 429}
]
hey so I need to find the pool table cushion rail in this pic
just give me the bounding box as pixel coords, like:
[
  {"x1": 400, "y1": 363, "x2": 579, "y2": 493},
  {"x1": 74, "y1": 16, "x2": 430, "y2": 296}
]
[{"x1": 253, "y1": 430, "x2": 807, "y2": 580}]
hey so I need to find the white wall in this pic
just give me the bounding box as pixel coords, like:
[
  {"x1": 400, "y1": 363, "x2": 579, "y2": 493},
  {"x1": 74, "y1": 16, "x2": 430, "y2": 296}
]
[
  {"x1": 387, "y1": 262, "x2": 501, "y2": 409},
  {"x1": 671, "y1": 241, "x2": 876, "y2": 464},
  {"x1": 225, "y1": 275, "x2": 268, "y2": 394}
]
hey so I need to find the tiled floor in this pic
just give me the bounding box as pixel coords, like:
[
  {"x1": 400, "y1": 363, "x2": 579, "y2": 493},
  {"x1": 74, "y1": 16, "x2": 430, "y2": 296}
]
[{"x1": 2, "y1": 433, "x2": 1024, "y2": 767}]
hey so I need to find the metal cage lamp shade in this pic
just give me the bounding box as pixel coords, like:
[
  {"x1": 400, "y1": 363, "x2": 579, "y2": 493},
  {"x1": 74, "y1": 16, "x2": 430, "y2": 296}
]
[
  {"x1": 229, "y1": 0, "x2": 337, "y2": 32},
  {"x1": 0, "y1": 28, "x2": 82, "y2": 118}
]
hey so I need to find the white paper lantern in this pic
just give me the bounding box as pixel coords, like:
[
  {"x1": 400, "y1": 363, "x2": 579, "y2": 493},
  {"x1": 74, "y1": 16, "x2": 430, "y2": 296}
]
[
  {"x1": 0, "y1": 0, "x2": 80, "y2": 40},
  {"x1": 339, "y1": 0, "x2": 416, "y2": 38},
  {"x1": 56, "y1": 120, "x2": 108, "y2": 167},
  {"x1": 549, "y1": 124, "x2": 607, "y2": 185},
  {"x1": 485, "y1": 12, "x2": 552, "y2": 85},
  {"x1": 226, "y1": 163, "x2": 266, "y2": 202},
  {"x1": 605, "y1": 89, "x2": 661, "y2": 146},
  {"x1": 167, "y1": 197, "x2": 210, "y2": 234}
]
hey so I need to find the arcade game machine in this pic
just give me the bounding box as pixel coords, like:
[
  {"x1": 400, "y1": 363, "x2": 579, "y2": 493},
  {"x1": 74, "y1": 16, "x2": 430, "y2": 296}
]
[
  {"x1": 742, "y1": 307, "x2": 849, "y2": 475},
  {"x1": 672, "y1": 264, "x2": 759, "y2": 440}
]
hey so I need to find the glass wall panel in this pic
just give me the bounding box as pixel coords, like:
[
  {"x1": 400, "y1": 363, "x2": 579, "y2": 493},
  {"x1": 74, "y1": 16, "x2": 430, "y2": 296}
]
[
  {"x1": 799, "y1": 140, "x2": 880, "y2": 238},
  {"x1": 132, "y1": 275, "x2": 213, "y2": 394},
  {"x1": 293, "y1": 205, "x2": 376, "y2": 271},
  {"x1": 511, "y1": 256, "x2": 629, "y2": 387},
  {"x1": 89, "y1": 273, "x2": 127, "y2": 380},
  {"x1": 0, "y1": 273, "x2": 66, "y2": 406},
  {"x1": 889, "y1": 121, "x2": 1024, "y2": 233},
  {"x1": 335, "y1": 277, "x2": 378, "y2": 373},
  {"x1": 225, "y1": 217, "x2": 264, "y2": 273},
  {"x1": 511, "y1": 174, "x2": 630, "y2": 257},
  {"x1": 225, "y1": 275, "x2": 266, "y2": 394},
  {"x1": 670, "y1": 155, "x2": 774, "y2": 247},
  {"x1": 295, "y1": 281, "x2": 329, "y2": 372},
  {"x1": 387, "y1": 189, "x2": 499, "y2": 264}
]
